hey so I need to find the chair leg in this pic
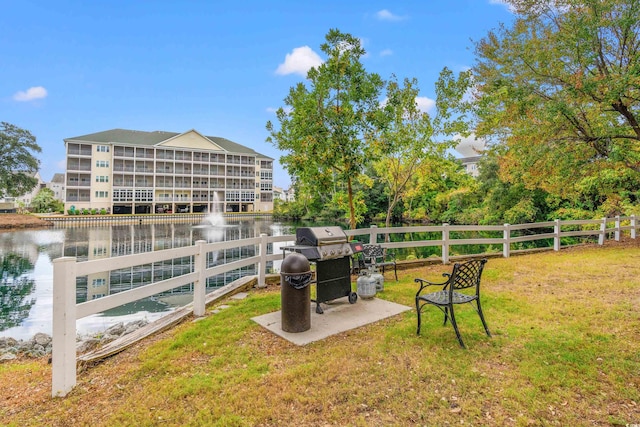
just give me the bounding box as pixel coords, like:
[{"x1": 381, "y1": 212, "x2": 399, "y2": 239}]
[
  {"x1": 443, "y1": 307, "x2": 449, "y2": 326},
  {"x1": 448, "y1": 306, "x2": 466, "y2": 349},
  {"x1": 476, "y1": 300, "x2": 491, "y2": 337},
  {"x1": 415, "y1": 299, "x2": 422, "y2": 335},
  {"x1": 394, "y1": 266, "x2": 398, "y2": 281}
]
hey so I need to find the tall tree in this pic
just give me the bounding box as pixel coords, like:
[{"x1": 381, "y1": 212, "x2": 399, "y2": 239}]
[
  {"x1": 267, "y1": 29, "x2": 385, "y2": 229},
  {"x1": 372, "y1": 76, "x2": 436, "y2": 228},
  {"x1": 441, "y1": 0, "x2": 640, "y2": 211},
  {"x1": 0, "y1": 122, "x2": 41, "y2": 198}
]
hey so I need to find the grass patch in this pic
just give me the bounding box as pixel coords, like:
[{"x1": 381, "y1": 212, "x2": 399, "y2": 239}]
[{"x1": 1, "y1": 241, "x2": 640, "y2": 426}]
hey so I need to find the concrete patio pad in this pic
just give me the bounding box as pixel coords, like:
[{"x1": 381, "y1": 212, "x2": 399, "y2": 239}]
[{"x1": 251, "y1": 297, "x2": 412, "y2": 346}]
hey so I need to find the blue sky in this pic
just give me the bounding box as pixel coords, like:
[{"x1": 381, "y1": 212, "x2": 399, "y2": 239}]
[{"x1": 1, "y1": 1, "x2": 513, "y2": 188}]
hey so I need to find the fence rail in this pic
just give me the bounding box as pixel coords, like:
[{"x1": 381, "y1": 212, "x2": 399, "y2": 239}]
[{"x1": 51, "y1": 215, "x2": 637, "y2": 396}]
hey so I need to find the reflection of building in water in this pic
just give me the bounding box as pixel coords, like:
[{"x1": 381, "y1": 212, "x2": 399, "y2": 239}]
[{"x1": 64, "y1": 222, "x2": 270, "y2": 304}]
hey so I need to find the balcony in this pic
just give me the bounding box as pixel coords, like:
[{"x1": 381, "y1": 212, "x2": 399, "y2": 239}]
[
  {"x1": 113, "y1": 166, "x2": 134, "y2": 172},
  {"x1": 66, "y1": 165, "x2": 92, "y2": 172},
  {"x1": 67, "y1": 148, "x2": 92, "y2": 156},
  {"x1": 66, "y1": 181, "x2": 91, "y2": 187}
]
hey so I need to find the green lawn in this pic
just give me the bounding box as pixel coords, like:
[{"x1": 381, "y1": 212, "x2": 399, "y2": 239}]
[{"x1": 2, "y1": 241, "x2": 639, "y2": 426}]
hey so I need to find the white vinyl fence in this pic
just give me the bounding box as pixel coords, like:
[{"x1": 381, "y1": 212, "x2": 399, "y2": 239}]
[{"x1": 52, "y1": 216, "x2": 637, "y2": 396}]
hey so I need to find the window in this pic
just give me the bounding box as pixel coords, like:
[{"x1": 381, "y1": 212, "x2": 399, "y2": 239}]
[
  {"x1": 96, "y1": 160, "x2": 109, "y2": 167},
  {"x1": 113, "y1": 189, "x2": 133, "y2": 201},
  {"x1": 96, "y1": 145, "x2": 110, "y2": 153},
  {"x1": 134, "y1": 189, "x2": 153, "y2": 201},
  {"x1": 92, "y1": 278, "x2": 106, "y2": 287},
  {"x1": 95, "y1": 176, "x2": 109, "y2": 183},
  {"x1": 95, "y1": 191, "x2": 109, "y2": 198}
]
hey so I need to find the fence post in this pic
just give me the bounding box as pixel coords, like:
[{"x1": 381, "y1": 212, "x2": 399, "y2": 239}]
[
  {"x1": 442, "y1": 223, "x2": 450, "y2": 264},
  {"x1": 599, "y1": 217, "x2": 606, "y2": 245},
  {"x1": 193, "y1": 240, "x2": 206, "y2": 317},
  {"x1": 503, "y1": 223, "x2": 511, "y2": 258},
  {"x1": 632, "y1": 215, "x2": 637, "y2": 239},
  {"x1": 614, "y1": 215, "x2": 621, "y2": 242},
  {"x1": 52, "y1": 257, "x2": 77, "y2": 398},
  {"x1": 554, "y1": 219, "x2": 561, "y2": 251},
  {"x1": 257, "y1": 233, "x2": 268, "y2": 288},
  {"x1": 369, "y1": 225, "x2": 378, "y2": 245}
]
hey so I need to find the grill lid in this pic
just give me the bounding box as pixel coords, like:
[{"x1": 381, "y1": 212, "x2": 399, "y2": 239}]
[{"x1": 295, "y1": 226, "x2": 347, "y2": 246}]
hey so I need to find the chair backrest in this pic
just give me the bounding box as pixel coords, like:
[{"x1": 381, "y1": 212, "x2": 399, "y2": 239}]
[
  {"x1": 362, "y1": 244, "x2": 385, "y2": 261},
  {"x1": 450, "y1": 259, "x2": 487, "y2": 293}
]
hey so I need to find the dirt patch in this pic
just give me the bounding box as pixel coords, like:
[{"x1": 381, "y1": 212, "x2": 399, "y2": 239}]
[{"x1": 0, "y1": 214, "x2": 53, "y2": 232}]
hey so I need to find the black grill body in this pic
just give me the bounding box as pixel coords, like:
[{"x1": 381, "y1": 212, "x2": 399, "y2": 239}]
[{"x1": 285, "y1": 226, "x2": 360, "y2": 313}]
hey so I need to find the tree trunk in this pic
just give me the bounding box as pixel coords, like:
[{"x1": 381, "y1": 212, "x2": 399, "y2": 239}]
[{"x1": 347, "y1": 176, "x2": 356, "y2": 229}]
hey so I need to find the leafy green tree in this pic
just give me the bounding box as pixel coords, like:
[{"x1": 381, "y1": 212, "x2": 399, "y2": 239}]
[
  {"x1": 0, "y1": 122, "x2": 41, "y2": 198},
  {"x1": 267, "y1": 29, "x2": 386, "y2": 229},
  {"x1": 470, "y1": 153, "x2": 554, "y2": 224},
  {"x1": 475, "y1": 0, "x2": 640, "y2": 208},
  {"x1": 405, "y1": 157, "x2": 478, "y2": 224},
  {"x1": 32, "y1": 187, "x2": 62, "y2": 213},
  {"x1": 371, "y1": 76, "x2": 438, "y2": 228}
]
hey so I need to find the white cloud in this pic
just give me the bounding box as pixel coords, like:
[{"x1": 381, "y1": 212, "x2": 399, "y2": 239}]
[
  {"x1": 380, "y1": 49, "x2": 393, "y2": 57},
  {"x1": 416, "y1": 96, "x2": 435, "y2": 113},
  {"x1": 275, "y1": 46, "x2": 323, "y2": 77},
  {"x1": 13, "y1": 86, "x2": 48, "y2": 101},
  {"x1": 376, "y1": 9, "x2": 407, "y2": 22},
  {"x1": 454, "y1": 133, "x2": 486, "y2": 157},
  {"x1": 488, "y1": 0, "x2": 515, "y2": 12}
]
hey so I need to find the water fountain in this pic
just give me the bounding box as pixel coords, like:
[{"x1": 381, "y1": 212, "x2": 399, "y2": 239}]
[{"x1": 202, "y1": 192, "x2": 225, "y2": 228}]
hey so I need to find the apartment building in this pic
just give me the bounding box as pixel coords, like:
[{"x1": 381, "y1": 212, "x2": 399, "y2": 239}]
[
  {"x1": 64, "y1": 129, "x2": 274, "y2": 214},
  {"x1": 48, "y1": 173, "x2": 66, "y2": 202}
]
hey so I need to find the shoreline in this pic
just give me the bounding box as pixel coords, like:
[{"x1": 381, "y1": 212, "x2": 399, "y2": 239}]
[{"x1": 0, "y1": 213, "x2": 54, "y2": 232}]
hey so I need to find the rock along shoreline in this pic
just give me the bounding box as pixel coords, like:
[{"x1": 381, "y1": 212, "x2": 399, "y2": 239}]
[{"x1": 0, "y1": 320, "x2": 148, "y2": 362}]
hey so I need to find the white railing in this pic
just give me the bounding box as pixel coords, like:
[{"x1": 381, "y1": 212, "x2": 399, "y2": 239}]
[{"x1": 51, "y1": 215, "x2": 637, "y2": 396}]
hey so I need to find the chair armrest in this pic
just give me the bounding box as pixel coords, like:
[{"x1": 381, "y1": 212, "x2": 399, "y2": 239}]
[{"x1": 415, "y1": 276, "x2": 450, "y2": 296}]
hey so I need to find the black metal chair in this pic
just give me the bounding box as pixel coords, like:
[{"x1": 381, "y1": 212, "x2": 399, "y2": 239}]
[
  {"x1": 362, "y1": 244, "x2": 397, "y2": 281},
  {"x1": 414, "y1": 258, "x2": 490, "y2": 348}
]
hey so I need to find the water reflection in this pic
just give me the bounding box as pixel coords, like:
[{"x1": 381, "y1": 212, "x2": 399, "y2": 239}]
[
  {"x1": 0, "y1": 252, "x2": 36, "y2": 332},
  {"x1": 0, "y1": 219, "x2": 296, "y2": 340}
]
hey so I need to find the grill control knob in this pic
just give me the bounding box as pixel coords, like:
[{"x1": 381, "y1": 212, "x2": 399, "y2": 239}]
[
  {"x1": 330, "y1": 250, "x2": 335, "y2": 256},
  {"x1": 322, "y1": 251, "x2": 327, "y2": 257}
]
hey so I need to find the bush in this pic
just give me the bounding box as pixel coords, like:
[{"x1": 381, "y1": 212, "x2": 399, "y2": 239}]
[{"x1": 100, "y1": 208, "x2": 107, "y2": 215}]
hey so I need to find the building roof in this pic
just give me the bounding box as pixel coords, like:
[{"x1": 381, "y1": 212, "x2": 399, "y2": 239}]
[
  {"x1": 51, "y1": 173, "x2": 65, "y2": 183},
  {"x1": 64, "y1": 128, "x2": 273, "y2": 160}
]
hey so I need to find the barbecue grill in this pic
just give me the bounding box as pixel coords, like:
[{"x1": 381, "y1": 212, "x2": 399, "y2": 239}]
[{"x1": 284, "y1": 226, "x2": 362, "y2": 314}]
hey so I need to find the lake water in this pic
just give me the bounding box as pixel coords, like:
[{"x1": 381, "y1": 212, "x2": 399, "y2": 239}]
[{"x1": 0, "y1": 217, "x2": 297, "y2": 340}]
